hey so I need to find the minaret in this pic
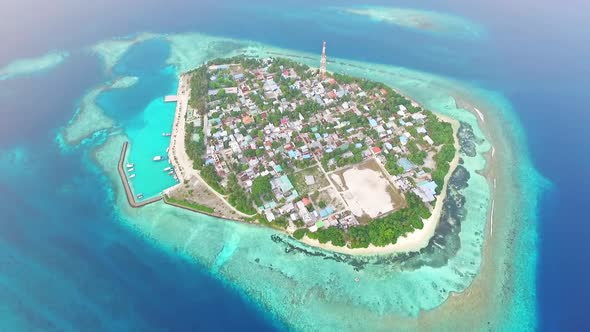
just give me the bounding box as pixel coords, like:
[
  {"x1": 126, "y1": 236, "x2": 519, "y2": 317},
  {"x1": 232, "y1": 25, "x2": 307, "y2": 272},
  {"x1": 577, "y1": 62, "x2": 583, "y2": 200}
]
[{"x1": 319, "y1": 41, "x2": 327, "y2": 79}]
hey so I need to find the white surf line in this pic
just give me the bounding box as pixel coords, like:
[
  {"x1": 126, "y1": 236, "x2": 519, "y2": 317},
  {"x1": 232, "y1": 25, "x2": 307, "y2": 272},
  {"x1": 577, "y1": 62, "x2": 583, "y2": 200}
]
[
  {"x1": 474, "y1": 107, "x2": 485, "y2": 122},
  {"x1": 490, "y1": 198, "x2": 495, "y2": 236},
  {"x1": 490, "y1": 178, "x2": 496, "y2": 236}
]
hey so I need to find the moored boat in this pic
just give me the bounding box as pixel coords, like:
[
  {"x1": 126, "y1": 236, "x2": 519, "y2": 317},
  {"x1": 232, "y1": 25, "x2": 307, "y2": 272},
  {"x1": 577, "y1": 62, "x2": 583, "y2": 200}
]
[
  {"x1": 129, "y1": 174, "x2": 136, "y2": 179},
  {"x1": 163, "y1": 166, "x2": 172, "y2": 172},
  {"x1": 153, "y1": 155, "x2": 164, "y2": 161},
  {"x1": 126, "y1": 163, "x2": 134, "y2": 168},
  {"x1": 162, "y1": 132, "x2": 171, "y2": 137}
]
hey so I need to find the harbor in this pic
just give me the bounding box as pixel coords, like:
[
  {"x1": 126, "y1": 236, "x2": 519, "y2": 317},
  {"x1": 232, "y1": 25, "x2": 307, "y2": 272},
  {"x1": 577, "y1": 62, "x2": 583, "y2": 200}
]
[{"x1": 117, "y1": 141, "x2": 163, "y2": 208}]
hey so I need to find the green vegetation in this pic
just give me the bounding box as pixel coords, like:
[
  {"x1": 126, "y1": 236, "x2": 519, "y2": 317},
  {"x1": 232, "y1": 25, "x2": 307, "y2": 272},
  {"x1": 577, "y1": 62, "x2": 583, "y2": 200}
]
[
  {"x1": 164, "y1": 196, "x2": 215, "y2": 214},
  {"x1": 432, "y1": 144, "x2": 456, "y2": 192},
  {"x1": 251, "y1": 175, "x2": 272, "y2": 206},
  {"x1": 180, "y1": 56, "x2": 458, "y2": 249},
  {"x1": 293, "y1": 229, "x2": 306, "y2": 240},
  {"x1": 347, "y1": 192, "x2": 428, "y2": 248},
  {"x1": 321, "y1": 143, "x2": 365, "y2": 170},
  {"x1": 425, "y1": 114, "x2": 454, "y2": 145},
  {"x1": 306, "y1": 226, "x2": 347, "y2": 247},
  {"x1": 201, "y1": 164, "x2": 225, "y2": 194},
  {"x1": 385, "y1": 153, "x2": 404, "y2": 175},
  {"x1": 187, "y1": 66, "x2": 208, "y2": 114},
  {"x1": 185, "y1": 122, "x2": 206, "y2": 170},
  {"x1": 227, "y1": 173, "x2": 257, "y2": 215},
  {"x1": 407, "y1": 141, "x2": 427, "y2": 165}
]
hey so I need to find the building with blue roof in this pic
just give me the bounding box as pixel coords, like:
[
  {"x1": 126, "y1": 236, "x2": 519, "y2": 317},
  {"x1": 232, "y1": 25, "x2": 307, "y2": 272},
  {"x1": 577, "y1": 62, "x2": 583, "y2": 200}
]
[
  {"x1": 398, "y1": 158, "x2": 415, "y2": 172},
  {"x1": 319, "y1": 206, "x2": 335, "y2": 218},
  {"x1": 399, "y1": 135, "x2": 408, "y2": 145}
]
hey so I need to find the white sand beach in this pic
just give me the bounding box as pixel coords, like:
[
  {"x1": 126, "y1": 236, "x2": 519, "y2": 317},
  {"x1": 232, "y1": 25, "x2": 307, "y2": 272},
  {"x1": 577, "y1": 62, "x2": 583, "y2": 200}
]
[
  {"x1": 167, "y1": 74, "x2": 254, "y2": 218},
  {"x1": 300, "y1": 115, "x2": 460, "y2": 255}
]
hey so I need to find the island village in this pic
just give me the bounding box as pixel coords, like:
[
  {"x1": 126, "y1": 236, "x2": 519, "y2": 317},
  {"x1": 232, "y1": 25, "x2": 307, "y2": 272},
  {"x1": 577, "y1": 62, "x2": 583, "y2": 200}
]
[{"x1": 152, "y1": 43, "x2": 457, "y2": 249}]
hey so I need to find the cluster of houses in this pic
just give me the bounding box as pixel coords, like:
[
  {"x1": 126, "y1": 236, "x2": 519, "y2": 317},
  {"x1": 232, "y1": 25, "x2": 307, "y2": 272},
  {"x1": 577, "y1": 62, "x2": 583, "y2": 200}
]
[{"x1": 195, "y1": 58, "x2": 446, "y2": 232}]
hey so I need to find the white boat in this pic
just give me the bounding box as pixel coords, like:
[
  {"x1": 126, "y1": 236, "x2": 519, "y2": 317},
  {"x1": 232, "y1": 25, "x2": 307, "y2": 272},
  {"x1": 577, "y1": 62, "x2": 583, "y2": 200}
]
[
  {"x1": 163, "y1": 167, "x2": 172, "y2": 172},
  {"x1": 153, "y1": 156, "x2": 164, "y2": 161},
  {"x1": 168, "y1": 170, "x2": 175, "y2": 175},
  {"x1": 128, "y1": 167, "x2": 134, "y2": 172},
  {"x1": 126, "y1": 163, "x2": 134, "y2": 168},
  {"x1": 136, "y1": 193, "x2": 143, "y2": 199},
  {"x1": 129, "y1": 174, "x2": 136, "y2": 179},
  {"x1": 162, "y1": 132, "x2": 172, "y2": 137}
]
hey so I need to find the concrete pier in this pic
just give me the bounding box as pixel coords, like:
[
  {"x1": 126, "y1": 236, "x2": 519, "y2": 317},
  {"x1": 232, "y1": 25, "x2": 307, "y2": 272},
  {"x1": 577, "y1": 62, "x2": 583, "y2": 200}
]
[
  {"x1": 164, "y1": 95, "x2": 178, "y2": 103},
  {"x1": 118, "y1": 141, "x2": 162, "y2": 208}
]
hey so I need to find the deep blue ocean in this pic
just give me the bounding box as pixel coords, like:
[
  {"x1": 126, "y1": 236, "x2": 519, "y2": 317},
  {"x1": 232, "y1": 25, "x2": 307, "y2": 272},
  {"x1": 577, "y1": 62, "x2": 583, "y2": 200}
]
[{"x1": 1, "y1": 0, "x2": 589, "y2": 330}]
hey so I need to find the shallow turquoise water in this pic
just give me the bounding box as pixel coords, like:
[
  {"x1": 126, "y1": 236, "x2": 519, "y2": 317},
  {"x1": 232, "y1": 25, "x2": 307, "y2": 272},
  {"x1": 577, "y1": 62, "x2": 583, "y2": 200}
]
[
  {"x1": 55, "y1": 33, "x2": 544, "y2": 330},
  {"x1": 95, "y1": 39, "x2": 179, "y2": 199}
]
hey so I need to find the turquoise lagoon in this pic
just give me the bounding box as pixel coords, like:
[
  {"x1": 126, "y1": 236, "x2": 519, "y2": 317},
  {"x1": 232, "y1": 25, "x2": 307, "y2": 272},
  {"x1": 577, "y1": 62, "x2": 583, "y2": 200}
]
[{"x1": 55, "y1": 32, "x2": 545, "y2": 331}]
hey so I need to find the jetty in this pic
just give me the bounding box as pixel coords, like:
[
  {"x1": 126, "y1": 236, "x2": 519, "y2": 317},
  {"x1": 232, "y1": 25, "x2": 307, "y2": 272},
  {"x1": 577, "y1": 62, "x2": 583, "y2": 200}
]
[
  {"x1": 118, "y1": 141, "x2": 162, "y2": 208},
  {"x1": 164, "y1": 95, "x2": 178, "y2": 103}
]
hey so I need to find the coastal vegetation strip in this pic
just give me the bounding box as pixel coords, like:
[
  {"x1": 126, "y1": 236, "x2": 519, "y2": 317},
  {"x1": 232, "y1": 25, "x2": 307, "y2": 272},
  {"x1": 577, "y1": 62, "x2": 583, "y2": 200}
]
[{"x1": 163, "y1": 195, "x2": 215, "y2": 213}]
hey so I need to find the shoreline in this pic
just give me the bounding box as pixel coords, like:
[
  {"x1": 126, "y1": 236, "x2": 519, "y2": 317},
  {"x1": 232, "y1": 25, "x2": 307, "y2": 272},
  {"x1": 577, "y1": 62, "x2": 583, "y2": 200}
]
[
  {"x1": 411, "y1": 92, "x2": 516, "y2": 330},
  {"x1": 76, "y1": 35, "x2": 537, "y2": 329},
  {"x1": 166, "y1": 73, "x2": 255, "y2": 218},
  {"x1": 166, "y1": 68, "x2": 464, "y2": 256},
  {"x1": 298, "y1": 113, "x2": 461, "y2": 255}
]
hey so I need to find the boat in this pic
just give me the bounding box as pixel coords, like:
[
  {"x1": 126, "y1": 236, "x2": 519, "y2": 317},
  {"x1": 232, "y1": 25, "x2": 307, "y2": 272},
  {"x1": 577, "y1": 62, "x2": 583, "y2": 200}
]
[
  {"x1": 126, "y1": 163, "x2": 134, "y2": 168},
  {"x1": 163, "y1": 167, "x2": 172, "y2": 172},
  {"x1": 136, "y1": 193, "x2": 144, "y2": 199},
  {"x1": 168, "y1": 170, "x2": 175, "y2": 175},
  {"x1": 162, "y1": 132, "x2": 172, "y2": 137},
  {"x1": 129, "y1": 174, "x2": 136, "y2": 179},
  {"x1": 153, "y1": 156, "x2": 164, "y2": 161},
  {"x1": 127, "y1": 167, "x2": 134, "y2": 172}
]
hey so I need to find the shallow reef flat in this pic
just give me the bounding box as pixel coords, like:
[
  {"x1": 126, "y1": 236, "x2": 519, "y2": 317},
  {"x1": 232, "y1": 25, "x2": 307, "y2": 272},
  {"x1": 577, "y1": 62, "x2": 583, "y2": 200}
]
[
  {"x1": 89, "y1": 32, "x2": 160, "y2": 72},
  {"x1": 0, "y1": 50, "x2": 69, "y2": 80},
  {"x1": 63, "y1": 32, "x2": 544, "y2": 331},
  {"x1": 338, "y1": 6, "x2": 485, "y2": 39}
]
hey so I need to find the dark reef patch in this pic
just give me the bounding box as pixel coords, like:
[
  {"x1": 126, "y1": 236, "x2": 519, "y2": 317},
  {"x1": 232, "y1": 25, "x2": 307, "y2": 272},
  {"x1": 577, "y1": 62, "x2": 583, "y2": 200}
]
[{"x1": 458, "y1": 121, "x2": 483, "y2": 157}]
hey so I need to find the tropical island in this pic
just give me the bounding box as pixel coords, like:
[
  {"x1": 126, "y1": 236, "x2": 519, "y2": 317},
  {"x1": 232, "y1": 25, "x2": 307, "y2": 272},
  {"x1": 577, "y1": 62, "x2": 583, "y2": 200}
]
[{"x1": 161, "y1": 52, "x2": 458, "y2": 253}]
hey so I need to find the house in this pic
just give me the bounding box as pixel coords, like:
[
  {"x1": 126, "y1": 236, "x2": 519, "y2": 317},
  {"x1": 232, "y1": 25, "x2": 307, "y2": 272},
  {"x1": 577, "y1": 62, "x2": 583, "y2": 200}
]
[
  {"x1": 242, "y1": 115, "x2": 254, "y2": 125},
  {"x1": 399, "y1": 136, "x2": 408, "y2": 145},
  {"x1": 372, "y1": 146, "x2": 382, "y2": 154},
  {"x1": 398, "y1": 158, "x2": 415, "y2": 172},
  {"x1": 265, "y1": 210, "x2": 276, "y2": 222},
  {"x1": 305, "y1": 175, "x2": 316, "y2": 186},
  {"x1": 414, "y1": 180, "x2": 438, "y2": 202}
]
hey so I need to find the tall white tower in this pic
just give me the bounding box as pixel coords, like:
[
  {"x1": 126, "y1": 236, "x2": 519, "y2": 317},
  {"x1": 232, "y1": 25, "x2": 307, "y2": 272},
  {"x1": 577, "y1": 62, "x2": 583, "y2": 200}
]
[{"x1": 319, "y1": 41, "x2": 327, "y2": 79}]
